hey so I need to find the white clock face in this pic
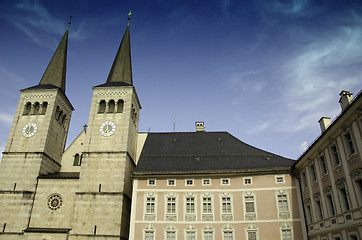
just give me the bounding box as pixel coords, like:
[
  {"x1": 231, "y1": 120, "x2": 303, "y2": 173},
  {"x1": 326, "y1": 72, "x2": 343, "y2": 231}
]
[
  {"x1": 99, "y1": 121, "x2": 116, "y2": 137},
  {"x1": 22, "y1": 122, "x2": 38, "y2": 138}
]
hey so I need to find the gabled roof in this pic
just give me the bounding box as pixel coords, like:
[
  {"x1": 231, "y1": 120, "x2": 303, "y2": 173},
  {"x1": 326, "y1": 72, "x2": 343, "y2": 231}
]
[{"x1": 134, "y1": 132, "x2": 295, "y2": 176}]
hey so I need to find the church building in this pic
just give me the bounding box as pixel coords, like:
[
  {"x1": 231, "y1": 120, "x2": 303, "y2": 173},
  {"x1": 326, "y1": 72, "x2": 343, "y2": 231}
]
[{"x1": 0, "y1": 22, "x2": 360, "y2": 240}]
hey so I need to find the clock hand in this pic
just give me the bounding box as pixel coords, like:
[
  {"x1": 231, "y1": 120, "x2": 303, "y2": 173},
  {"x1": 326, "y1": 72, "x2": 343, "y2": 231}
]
[
  {"x1": 105, "y1": 125, "x2": 109, "y2": 133},
  {"x1": 27, "y1": 127, "x2": 31, "y2": 134}
]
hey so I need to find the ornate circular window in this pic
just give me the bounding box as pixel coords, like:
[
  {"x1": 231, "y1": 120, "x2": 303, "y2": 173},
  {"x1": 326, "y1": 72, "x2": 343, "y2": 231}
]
[{"x1": 47, "y1": 194, "x2": 62, "y2": 211}]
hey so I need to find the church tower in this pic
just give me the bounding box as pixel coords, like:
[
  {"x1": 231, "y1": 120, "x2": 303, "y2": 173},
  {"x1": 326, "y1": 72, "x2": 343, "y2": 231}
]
[
  {"x1": 0, "y1": 29, "x2": 73, "y2": 233},
  {"x1": 73, "y1": 24, "x2": 141, "y2": 238}
]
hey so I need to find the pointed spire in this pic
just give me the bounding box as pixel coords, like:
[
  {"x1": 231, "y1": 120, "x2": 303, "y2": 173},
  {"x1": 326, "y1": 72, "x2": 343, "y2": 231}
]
[
  {"x1": 38, "y1": 29, "x2": 68, "y2": 92},
  {"x1": 106, "y1": 25, "x2": 133, "y2": 85}
]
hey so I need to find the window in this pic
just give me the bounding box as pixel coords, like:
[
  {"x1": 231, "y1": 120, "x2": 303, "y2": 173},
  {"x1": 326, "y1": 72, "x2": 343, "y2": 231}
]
[
  {"x1": 276, "y1": 176, "x2": 285, "y2": 183},
  {"x1": 278, "y1": 195, "x2": 289, "y2": 212},
  {"x1": 168, "y1": 179, "x2": 176, "y2": 186},
  {"x1": 186, "y1": 179, "x2": 194, "y2": 186},
  {"x1": 61, "y1": 114, "x2": 66, "y2": 125},
  {"x1": 222, "y1": 197, "x2": 232, "y2": 214},
  {"x1": 203, "y1": 179, "x2": 211, "y2": 185},
  {"x1": 334, "y1": 236, "x2": 341, "y2": 240},
  {"x1": 281, "y1": 229, "x2": 292, "y2": 240},
  {"x1": 117, "y1": 99, "x2": 124, "y2": 113},
  {"x1": 319, "y1": 156, "x2": 327, "y2": 176},
  {"x1": 41, "y1": 102, "x2": 48, "y2": 115},
  {"x1": 244, "y1": 178, "x2": 252, "y2": 185},
  {"x1": 144, "y1": 231, "x2": 154, "y2": 240},
  {"x1": 248, "y1": 231, "x2": 257, "y2": 240},
  {"x1": 98, "y1": 100, "x2": 106, "y2": 113},
  {"x1": 186, "y1": 231, "x2": 196, "y2": 240},
  {"x1": 186, "y1": 197, "x2": 195, "y2": 214},
  {"x1": 349, "y1": 234, "x2": 359, "y2": 240},
  {"x1": 344, "y1": 132, "x2": 356, "y2": 155},
  {"x1": 167, "y1": 197, "x2": 176, "y2": 214},
  {"x1": 23, "y1": 102, "x2": 31, "y2": 115},
  {"x1": 108, "y1": 100, "x2": 115, "y2": 113},
  {"x1": 221, "y1": 178, "x2": 230, "y2": 185},
  {"x1": 73, "y1": 153, "x2": 82, "y2": 166},
  {"x1": 301, "y1": 172, "x2": 308, "y2": 189},
  {"x1": 223, "y1": 231, "x2": 233, "y2": 240},
  {"x1": 32, "y1": 102, "x2": 40, "y2": 114},
  {"x1": 315, "y1": 199, "x2": 323, "y2": 220},
  {"x1": 148, "y1": 179, "x2": 156, "y2": 186},
  {"x1": 203, "y1": 197, "x2": 212, "y2": 213},
  {"x1": 330, "y1": 145, "x2": 340, "y2": 167},
  {"x1": 166, "y1": 231, "x2": 176, "y2": 240},
  {"x1": 204, "y1": 231, "x2": 213, "y2": 240},
  {"x1": 146, "y1": 197, "x2": 155, "y2": 214},
  {"x1": 310, "y1": 164, "x2": 317, "y2": 182},
  {"x1": 245, "y1": 196, "x2": 255, "y2": 213},
  {"x1": 340, "y1": 187, "x2": 350, "y2": 211},
  {"x1": 326, "y1": 193, "x2": 336, "y2": 216},
  {"x1": 305, "y1": 203, "x2": 312, "y2": 223},
  {"x1": 336, "y1": 179, "x2": 350, "y2": 211}
]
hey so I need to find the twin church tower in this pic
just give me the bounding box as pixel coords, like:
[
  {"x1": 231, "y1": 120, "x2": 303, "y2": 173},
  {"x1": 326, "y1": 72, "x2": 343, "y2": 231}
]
[{"x1": 0, "y1": 24, "x2": 140, "y2": 239}]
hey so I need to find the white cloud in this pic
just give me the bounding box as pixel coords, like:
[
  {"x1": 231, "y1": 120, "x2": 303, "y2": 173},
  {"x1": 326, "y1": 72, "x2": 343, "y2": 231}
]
[{"x1": 299, "y1": 141, "x2": 308, "y2": 152}]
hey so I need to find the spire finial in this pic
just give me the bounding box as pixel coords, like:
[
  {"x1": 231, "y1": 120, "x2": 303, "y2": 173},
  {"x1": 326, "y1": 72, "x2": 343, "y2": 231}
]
[
  {"x1": 128, "y1": 10, "x2": 132, "y2": 26},
  {"x1": 67, "y1": 15, "x2": 73, "y2": 30}
]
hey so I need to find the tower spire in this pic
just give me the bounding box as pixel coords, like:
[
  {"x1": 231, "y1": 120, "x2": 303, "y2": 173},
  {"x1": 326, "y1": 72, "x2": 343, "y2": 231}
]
[
  {"x1": 106, "y1": 19, "x2": 133, "y2": 85},
  {"x1": 38, "y1": 28, "x2": 68, "y2": 92}
]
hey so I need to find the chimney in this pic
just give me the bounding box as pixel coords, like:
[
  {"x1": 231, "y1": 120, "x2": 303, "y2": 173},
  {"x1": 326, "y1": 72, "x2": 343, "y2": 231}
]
[
  {"x1": 195, "y1": 121, "x2": 205, "y2": 132},
  {"x1": 339, "y1": 90, "x2": 353, "y2": 111},
  {"x1": 318, "y1": 117, "x2": 330, "y2": 132}
]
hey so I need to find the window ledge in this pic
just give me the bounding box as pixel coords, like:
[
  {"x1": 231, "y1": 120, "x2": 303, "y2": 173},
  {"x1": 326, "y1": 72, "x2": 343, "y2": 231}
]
[
  {"x1": 347, "y1": 153, "x2": 359, "y2": 163},
  {"x1": 333, "y1": 164, "x2": 342, "y2": 173}
]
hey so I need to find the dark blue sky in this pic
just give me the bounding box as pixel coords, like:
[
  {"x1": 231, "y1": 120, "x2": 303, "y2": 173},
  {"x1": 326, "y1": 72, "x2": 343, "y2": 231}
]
[{"x1": 0, "y1": 0, "x2": 361, "y2": 159}]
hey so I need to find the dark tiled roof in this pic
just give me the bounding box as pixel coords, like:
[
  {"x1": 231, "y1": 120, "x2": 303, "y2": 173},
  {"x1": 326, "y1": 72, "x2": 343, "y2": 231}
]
[
  {"x1": 94, "y1": 81, "x2": 132, "y2": 88},
  {"x1": 134, "y1": 132, "x2": 295, "y2": 175},
  {"x1": 38, "y1": 172, "x2": 80, "y2": 179}
]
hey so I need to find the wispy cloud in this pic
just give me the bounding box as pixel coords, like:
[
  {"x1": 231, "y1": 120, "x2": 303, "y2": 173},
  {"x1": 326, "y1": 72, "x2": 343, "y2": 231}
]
[{"x1": 268, "y1": 0, "x2": 313, "y2": 17}]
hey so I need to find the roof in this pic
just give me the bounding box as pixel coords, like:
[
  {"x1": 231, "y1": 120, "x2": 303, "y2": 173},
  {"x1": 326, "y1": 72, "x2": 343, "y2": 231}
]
[
  {"x1": 106, "y1": 25, "x2": 133, "y2": 85},
  {"x1": 38, "y1": 29, "x2": 68, "y2": 92},
  {"x1": 134, "y1": 132, "x2": 295, "y2": 176}
]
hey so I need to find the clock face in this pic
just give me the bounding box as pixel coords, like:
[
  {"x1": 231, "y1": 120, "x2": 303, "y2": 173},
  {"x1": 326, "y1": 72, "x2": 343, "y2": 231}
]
[
  {"x1": 22, "y1": 122, "x2": 38, "y2": 138},
  {"x1": 99, "y1": 121, "x2": 116, "y2": 137}
]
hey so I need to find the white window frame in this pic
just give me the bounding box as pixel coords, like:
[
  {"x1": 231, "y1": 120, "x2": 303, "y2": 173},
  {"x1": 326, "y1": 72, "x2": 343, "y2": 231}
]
[
  {"x1": 165, "y1": 230, "x2": 176, "y2": 240},
  {"x1": 221, "y1": 178, "x2": 230, "y2": 186},
  {"x1": 145, "y1": 196, "x2": 156, "y2": 214},
  {"x1": 223, "y1": 230, "x2": 234, "y2": 240},
  {"x1": 185, "y1": 179, "x2": 194, "y2": 186},
  {"x1": 277, "y1": 194, "x2": 290, "y2": 213},
  {"x1": 247, "y1": 230, "x2": 258, "y2": 240},
  {"x1": 275, "y1": 176, "x2": 285, "y2": 183},
  {"x1": 185, "y1": 230, "x2": 196, "y2": 240},
  {"x1": 202, "y1": 178, "x2": 211, "y2": 186},
  {"x1": 244, "y1": 177, "x2": 252, "y2": 185},
  {"x1": 281, "y1": 229, "x2": 293, "y2": 240},
  {"x1": 221, "y1": 196, "x2": 232, "y2": 214},
  {"x1": 203, "y1": 230, "x2": 214, "y2": 240},
  {"x1": 244, "y1": 195, "x2": 256, "y2": 213},
  {"x1": 168, "y1": 179, "x2": 176, "y2": 186},
  {"x1": 147, "y1": 179, "x2": 156, "y2": 186},
  {"x1": 185, "y1": 196, "x2": 195, "y2": 214},
  {"x1": 343, "y1": 130, "x2": 356, "y2": 156}
]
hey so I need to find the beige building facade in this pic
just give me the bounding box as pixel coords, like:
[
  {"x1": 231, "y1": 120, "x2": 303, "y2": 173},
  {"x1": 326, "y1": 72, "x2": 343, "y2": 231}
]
[{"x1": 293, "y1": 90, "x2": 362, "y2": 240}]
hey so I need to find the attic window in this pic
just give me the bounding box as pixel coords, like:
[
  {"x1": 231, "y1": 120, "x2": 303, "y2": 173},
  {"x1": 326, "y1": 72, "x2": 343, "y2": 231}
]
[
  {"x1": 244, "y1": 178, "x2": 252, "y2": 185},
  {"x1": 148, "y1": 179, "x2": 156, "y2": 186},
  {"x1": 186, "y1": 179, "x2": 194, "y2": 186},
  {"x1": 276, "y1": 176, "x2": 285, "y2": 183},
  {"x1": 168, "y1": 179, "x2": 176, "y2": 186},
  {"x1": 221, "y1": 178, "x2": 230, "y2": 185},
  {"x1": 203, "y1": 179, "x2": 211, "y2": 186}
]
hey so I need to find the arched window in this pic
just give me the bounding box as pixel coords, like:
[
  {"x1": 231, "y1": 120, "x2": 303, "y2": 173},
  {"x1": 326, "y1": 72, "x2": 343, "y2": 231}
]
[
  {"x1": 41, "y1": 102, "x2": 48, "y2": 115},
  {"x1": 117, "y1": 100, "x2": 124, "y2": 113},
  {"x1": 55, "y1": 106, "x2": 60, "y2": 120},
  {"x1": 61, "y1": 114, "x2": 66, "y2": 125},
  {"x1": 32, "y1": 102, "x2": 40, "y2": 115},
  {"x1": 57, "y1": 110, "x2": 63, "y2": 122},
  {"x1": 73, "y1": 154, "x2": 80, "y2": 166},
  {"x1": 108, "y1": 100, "x2": 115, "y2": 113},
  {"x1": 23, "y1": 102, "x2": 31, "y2": 115},
  {"x1": 98, "y1": 100, "x2": 106, "y2": 113}
]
